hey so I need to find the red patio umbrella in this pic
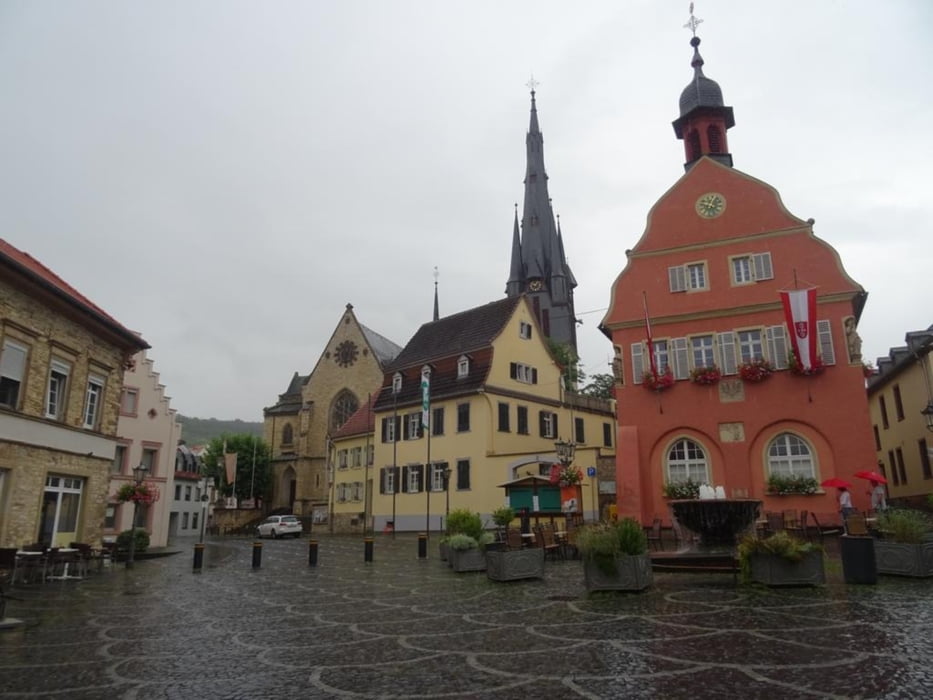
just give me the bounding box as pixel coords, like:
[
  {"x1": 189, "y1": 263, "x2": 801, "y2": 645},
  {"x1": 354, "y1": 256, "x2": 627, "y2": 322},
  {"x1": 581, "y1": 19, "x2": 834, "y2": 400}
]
[
  {"x1": 853, "y1": 470, "x2": 888, "y2": 484},
  {"x1": 820, "y1": 477, "x2": 852, "y2": 489}
]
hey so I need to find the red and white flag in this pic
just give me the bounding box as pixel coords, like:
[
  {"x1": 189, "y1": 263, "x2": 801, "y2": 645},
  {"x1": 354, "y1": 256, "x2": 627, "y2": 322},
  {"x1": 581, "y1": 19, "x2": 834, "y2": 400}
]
[
  {"x1": 780, "y1": 288, "x2": 818, "y2": 370},
  {"x1": 643, "y1": 292, "x2": 658, "y2": 377},
  {"x1": 223, "y1": 441, "x2": 237, "y2": 486}
]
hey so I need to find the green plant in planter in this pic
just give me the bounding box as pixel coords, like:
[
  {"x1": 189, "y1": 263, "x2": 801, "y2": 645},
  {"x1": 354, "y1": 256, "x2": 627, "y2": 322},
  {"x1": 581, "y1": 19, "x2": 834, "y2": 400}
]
[
  {"x1": 447, "y1": 532, "x2": 494, "y2": 551},
  {"x1": 576, "y1": 518, "x2": 648, "y2": 575},
  {"x1": 491, "y1": 506, "x2": 516, "y2": 528},
  {"x1": 736, "y1": 531, "x2": 822, "y2": 582},
  {"x1": 445, "y1": 508, "x2": 484, "y2": 540},
  {"x1": 662, "y1": 479, "x2": 699, "y2": 500},
  {"x1": 766, "y1": 474, "x2": 818, "y2": 495},
  {"x1": 876, "y1": 508, "x2": 931, "y2": 544}
]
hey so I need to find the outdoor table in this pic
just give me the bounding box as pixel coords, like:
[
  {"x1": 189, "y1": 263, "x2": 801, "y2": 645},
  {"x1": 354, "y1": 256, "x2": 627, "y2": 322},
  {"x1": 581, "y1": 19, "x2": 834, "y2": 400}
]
[
  {"x1": 13, "y1": 551, "x2": 45, "y2": 584},
  {"x1": 46, "y1": 548, "x2": 84, "y2": 581}
]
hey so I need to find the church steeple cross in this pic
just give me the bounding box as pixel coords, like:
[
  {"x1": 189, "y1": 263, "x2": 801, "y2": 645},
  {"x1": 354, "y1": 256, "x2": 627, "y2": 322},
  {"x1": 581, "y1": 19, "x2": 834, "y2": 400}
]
[
  {"x1": 525, "y1": 75, "x2": 540, "y2": 94},
  {"x1": 683, "y1": 2, "x2": 703, "y2": 36}
]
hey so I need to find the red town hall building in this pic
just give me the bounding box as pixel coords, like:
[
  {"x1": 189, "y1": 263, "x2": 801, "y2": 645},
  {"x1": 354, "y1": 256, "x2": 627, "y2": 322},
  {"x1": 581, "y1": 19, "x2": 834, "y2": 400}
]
[{"x1": 600, "y1": 33, "x2": 876, "y2": 526}]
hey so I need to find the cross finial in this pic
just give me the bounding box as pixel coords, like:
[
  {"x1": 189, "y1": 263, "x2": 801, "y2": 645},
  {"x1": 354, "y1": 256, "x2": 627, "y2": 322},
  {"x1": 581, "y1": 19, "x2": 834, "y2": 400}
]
[
  {"x1": 526, "y1": 74, "x2": 539, "y2": 94},
  {"x1": 433, "y1": 266, "x2": 439, "y2": 283},
  {"x1": 683, "y1": 2, "x2": 703, "y2": 37}
]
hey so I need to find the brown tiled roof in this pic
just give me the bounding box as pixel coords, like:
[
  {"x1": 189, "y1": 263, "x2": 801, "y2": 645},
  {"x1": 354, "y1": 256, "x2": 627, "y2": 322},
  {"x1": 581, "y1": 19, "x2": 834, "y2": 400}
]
[
  {"x1": 0, "y1": 238, "x2": 147, "y2": 349},
  {"x1": 332, "y1": 391, "x2": 380, "y2": 439},
  {"x1": 374, "y1": 297, "x2": 520, "y2": 412}
]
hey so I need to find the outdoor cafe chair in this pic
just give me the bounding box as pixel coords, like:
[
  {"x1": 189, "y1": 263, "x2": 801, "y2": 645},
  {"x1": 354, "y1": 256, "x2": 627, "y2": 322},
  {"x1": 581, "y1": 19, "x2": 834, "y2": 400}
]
[
  {"x1": 810, "y1": 512, "x2": 843, "y2": 544},
  {"x1": 766, "y1": 512, "x2": 785, "y2": 536},
  {"x1": 785, "y1": 509, "x2": 809, "y2": 541},
  {"x1": 534, "y1": 525, "x2": 562, "y2": 561},
  {"x1": 506, "y1": 529, "x2": 524, "y2": 551}
]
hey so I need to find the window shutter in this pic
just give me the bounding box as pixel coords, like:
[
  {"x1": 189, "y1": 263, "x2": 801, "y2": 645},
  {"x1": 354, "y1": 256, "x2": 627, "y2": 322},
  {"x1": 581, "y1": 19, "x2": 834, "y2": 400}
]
[
  {"x1": 631, "y1": 342, "x2": 644, "y2": 383},
  {"x1": 509, "y1": 362, "x2": 517, "y2": 379},
  {"x1": 752, "y1": 253, "x2": 773, "y2": 280},
  {"x1": 539, "y1": 411, "x2": 546, "y2": 437},
  {"x1": 457, "y1": 460, "x2": 470, "y2": 490},
  {"x1": 401, "y1": 465, "x2": 409, "y2": 493},
  {"x1": 817, "y1": 320, "x2": 835, "y2": 365},
  {"x1": 393, "y1": 466, "x2": 400, "y2": 490},
  {"x1": 403, "y1": 416, "x2": 410, "y2": 440},
  {"x1": 552, "y1": 414, "x2": 558, "y2": 439},
  {"x1": 669, "y1": 265, "x2": 687, "y2": 292},
  {"x1": 416, "y1": 465, "x2": 424, "y2": 492},
  {"x1": 381, "y1": 418, "x2": 388, "y2": 443},
  {"x1": 717, "y1": 332, "x2": 737, "y2": 375},
  {"x1": 531, "y1": 368, "x2": 538, "y2": 384},
  {"x1": 395, "y1": 416, "x2": 402, "y2": 440},
  {"x1": 766, "y1": 325, "x2": 789, "y2": 369},
  {"x1": 379, "y1": 468, "x2": 386, "y2": 495},
  {"x1": 672, "y1": 337, "x2": 689, "y2": 379}
]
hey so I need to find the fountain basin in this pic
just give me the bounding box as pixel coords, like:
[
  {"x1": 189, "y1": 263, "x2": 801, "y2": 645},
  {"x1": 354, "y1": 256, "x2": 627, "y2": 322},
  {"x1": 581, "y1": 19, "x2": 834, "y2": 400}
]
[{"x1": 670, "y1": 499, "x2": 762, "y2": 547}]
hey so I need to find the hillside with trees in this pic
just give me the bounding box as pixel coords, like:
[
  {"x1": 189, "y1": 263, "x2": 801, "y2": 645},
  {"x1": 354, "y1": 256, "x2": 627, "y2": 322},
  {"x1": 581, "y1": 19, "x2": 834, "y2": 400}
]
[{"x1": 177, "y1": 415, "x2": 263, "y2": 446}]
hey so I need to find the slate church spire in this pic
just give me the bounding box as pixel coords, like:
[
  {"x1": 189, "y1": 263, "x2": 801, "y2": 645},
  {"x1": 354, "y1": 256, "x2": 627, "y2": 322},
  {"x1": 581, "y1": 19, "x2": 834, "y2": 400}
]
[{"x1": 505, "y1": 82, "x2": 578, "y2": 351}]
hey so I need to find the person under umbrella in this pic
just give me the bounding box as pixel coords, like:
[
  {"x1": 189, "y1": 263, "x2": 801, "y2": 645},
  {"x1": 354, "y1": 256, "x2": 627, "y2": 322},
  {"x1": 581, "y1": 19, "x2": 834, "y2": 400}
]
[{"x1": 868, "y1": 480, "x2": 887, "y2": 511}]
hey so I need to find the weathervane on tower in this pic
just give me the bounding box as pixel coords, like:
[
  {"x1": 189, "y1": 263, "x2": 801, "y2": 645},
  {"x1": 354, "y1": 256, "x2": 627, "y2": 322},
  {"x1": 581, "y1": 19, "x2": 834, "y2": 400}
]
[
  {"x1": 684, "y1": 2, "x2": 704, "y2": 36},
  {"x1": 525, "y1": 74, "x2": 539, "y2": 94}
]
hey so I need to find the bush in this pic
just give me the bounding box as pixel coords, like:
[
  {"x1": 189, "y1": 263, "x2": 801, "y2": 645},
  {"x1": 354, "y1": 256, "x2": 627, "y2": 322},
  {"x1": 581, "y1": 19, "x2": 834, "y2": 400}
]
[
  {"x1": 663, "y1": 480, "x2": 699, "y2": 499},
  {"x1": 446, "y1": 508, "x2": 484, "y2": 541},
  {"x1": 116, "y1": 528, "x2": 150, "y2": 553},
  {"x1": 576, "y1": 518, "x2": 648, "y2": 575},
  {"x1": 447, "y1": 532, "x2": 495, "y2": 552},
  {"x1": 877, "y1": 508, "x2": 931, "y2": 544},
  {"x1": 737, "y1": 531, "x2": 821, "y2": 582},
  {"x1": 766, "y1": 474, "x2": 818, "y2": 495},
  {"x1": 491, "y1": 506, "x2": 516, "y2": 528}
]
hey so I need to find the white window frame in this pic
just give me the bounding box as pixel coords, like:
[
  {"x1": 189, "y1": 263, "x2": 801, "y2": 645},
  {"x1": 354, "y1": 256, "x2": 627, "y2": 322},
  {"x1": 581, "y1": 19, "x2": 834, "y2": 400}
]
[
  {"x1": 542, "y1": 412, "x2": 556, "y2": 439},
  {"x1": 351, "y1": 446, "x2": 362, "y2": 468},
  {"x1": 46, "y1": 359, "x2": 71, "y2": 420},
  {"x1": 730, "y1": 252, "x2": 773, "y2": 285},
  {"x1": 430, "y1": 463, "x2": 445, "y2": 492},
  {"x1": 691, "y1": 335, "x2": 716, "y2": 369},
  {"x1": 392, "y1": 372, "x2": 402, "y2": 394},
  {"x1": 120, "y1": 387, "x2": 139, "y2": 416},
  {"x1": 83, "y1": 373, "x2": 106, "y2": 429},
  {"x1": 457, "y1": 355, "x2": 469, "y2": 378},
  {"x1": 653, "y1": 340, "x2": 670, "y2": 373},
  {"x1": 338, "y1": 449, "x2": 348, "y2": 470},
  {"x1": 515, "y1": 363, "x2": 535, "y2": 384},
  {"x1": 717, "y1": 332, "x2": 737, "y2": 375},
  {"x1": 736, "y1": 329, "x2": 764, "y2": 364},
  {"x1": 671, "y1": 337, "x2": 689, "y2": 380},
  {"x1": 0, "y1": 339, "x2": 28, "y2": 409},
  {"x1": 766, "y1": 325, "x2": 789, "y2": 369},
  {"x1": 408, "y1": 465, "x2": 421, "y2": 493},
  {"x1": 385, "y1": 467, "x2": 395, "y2": 494},
  {"x1": 669, "y1": 262, "x2": 708, "y2": 292},
  {"x1": 519, "y1": 321, "x2": 532, "y2": 339},
  {"x1": 386, "y1": 418, "x2": 397, "y2": 443},
  {"x1": 631, "y1": 342, "x2": 645, "y2": 383},
  {"x1": 666, "y1": 438, "x2": 710, "y2": 484},
  {"x1": 407, "y1": 413, "x2": 421, "y2": 440},
  {"x1": 818, "y1": 320, "x2": 835, "y2": 365},
  {"x1": 767, "y1": 433, "x2": 815, "y2": 479}
]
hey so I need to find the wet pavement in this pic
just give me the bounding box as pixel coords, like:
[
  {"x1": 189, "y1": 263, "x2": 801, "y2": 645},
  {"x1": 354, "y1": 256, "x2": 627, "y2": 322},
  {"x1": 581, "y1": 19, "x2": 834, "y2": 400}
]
[{"x1": 1, "y1": 534, "x2": 932, "y2": 699}]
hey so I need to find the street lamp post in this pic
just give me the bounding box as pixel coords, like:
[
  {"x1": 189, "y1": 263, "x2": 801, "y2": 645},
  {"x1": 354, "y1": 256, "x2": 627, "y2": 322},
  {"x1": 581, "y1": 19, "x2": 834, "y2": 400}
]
[
  {"x1": 199, "y1": 477, "x2": 210, "y2": 544},
  {"x1": 126, "y1": 463, "x2": 149, "y2": 569}
]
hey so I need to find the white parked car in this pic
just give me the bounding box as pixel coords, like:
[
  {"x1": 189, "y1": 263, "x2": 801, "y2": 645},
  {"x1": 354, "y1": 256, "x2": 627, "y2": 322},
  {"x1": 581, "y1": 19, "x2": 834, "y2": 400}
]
[{"x1": 256, "y1": 515, "x2": 303, "y2": 539}]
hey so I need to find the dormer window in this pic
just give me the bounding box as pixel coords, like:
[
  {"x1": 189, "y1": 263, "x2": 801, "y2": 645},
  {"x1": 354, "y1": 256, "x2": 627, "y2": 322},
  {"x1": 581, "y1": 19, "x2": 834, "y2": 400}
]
[
  {"x1": 392, "y1": 372, "x2": 403, "y2": 394},
  {"x1": 519, "y1": 321, "x2": 532, "y2": 340},
  {"x1": 457, "y1": 355, "x2": 470, "y2": 378}
]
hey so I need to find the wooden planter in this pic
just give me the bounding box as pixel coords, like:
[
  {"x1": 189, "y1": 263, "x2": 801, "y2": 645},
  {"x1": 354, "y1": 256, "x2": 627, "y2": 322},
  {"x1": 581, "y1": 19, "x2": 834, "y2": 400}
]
[
  {"x1": 875, "y1": 541, "x2": 933, "y2": 578},
  {"x1": 583, "y1": 553, "x2": 653, "y2": 592},
  {"x1": 448, "y1": 547, "x2": 486, "y2": 573},
  {"x1": 486, "y1": 548, "x2": 545, "y2": 582},
  {"x1": 748, "y1": 551, "x2": 825, "y2": 586}
]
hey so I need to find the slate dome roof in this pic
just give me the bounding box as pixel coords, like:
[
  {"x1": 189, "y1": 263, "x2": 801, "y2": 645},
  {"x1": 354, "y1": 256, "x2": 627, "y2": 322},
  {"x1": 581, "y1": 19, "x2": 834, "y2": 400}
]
[{"x1": 678, "y1": 37, "x2": 725, "y2": 116}]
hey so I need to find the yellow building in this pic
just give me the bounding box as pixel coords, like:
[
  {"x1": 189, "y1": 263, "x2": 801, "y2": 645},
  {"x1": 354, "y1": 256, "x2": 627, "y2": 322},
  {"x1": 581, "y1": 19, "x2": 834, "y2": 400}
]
[
  {"x1": 0, "y1": 239, "x2": 148, "y2": 548},
  {"x1": 330, "y1": 296, "x2": 615, "y2": 533},
  {"x1": 867, "y1": 326, "x2": 933, "y2": 504}
]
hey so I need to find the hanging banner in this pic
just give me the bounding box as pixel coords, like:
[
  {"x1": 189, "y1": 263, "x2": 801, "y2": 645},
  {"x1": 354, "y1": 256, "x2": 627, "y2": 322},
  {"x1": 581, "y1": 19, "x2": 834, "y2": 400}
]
[
  {"x1": 224, "y1": 451, "x2": 237, "y2": 486},
  {"x1": 420, "y1": 365, "x2": 431, "y2": 430},
  {"x1": 780, "y1": 288, "x2": 818, "y2": 370}
]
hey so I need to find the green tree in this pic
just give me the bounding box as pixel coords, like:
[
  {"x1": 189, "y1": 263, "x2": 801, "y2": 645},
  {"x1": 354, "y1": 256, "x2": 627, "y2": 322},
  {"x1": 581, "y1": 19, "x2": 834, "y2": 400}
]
[
  {"x1": 579, "y1": 373, "x2": 615, "y2": 399},
  {"x1": 202, "y1": 433, "x2": 272, "y2": 502},
  {"x1": 548, "y1": 340, "x2": 585, "y2": 390}
]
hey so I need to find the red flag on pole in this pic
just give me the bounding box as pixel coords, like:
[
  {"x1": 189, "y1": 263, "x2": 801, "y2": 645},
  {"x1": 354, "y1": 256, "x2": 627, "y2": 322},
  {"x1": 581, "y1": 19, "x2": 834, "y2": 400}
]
[
  {"x1": 780, "y1": 288, "x2": 818, "y2": 370},
  {"x1": 643, "y1": 292, "x2": 658, "y2": 377},
  {"x1": 223, "y1": 441, "x2": 237, "y2": 487}
]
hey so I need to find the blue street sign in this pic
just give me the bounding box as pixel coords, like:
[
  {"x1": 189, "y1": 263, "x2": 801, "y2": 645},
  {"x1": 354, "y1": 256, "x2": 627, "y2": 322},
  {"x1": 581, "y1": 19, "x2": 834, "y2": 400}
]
[{"x1": 586, "y1": 467, "x2": 597, "y2": 477}]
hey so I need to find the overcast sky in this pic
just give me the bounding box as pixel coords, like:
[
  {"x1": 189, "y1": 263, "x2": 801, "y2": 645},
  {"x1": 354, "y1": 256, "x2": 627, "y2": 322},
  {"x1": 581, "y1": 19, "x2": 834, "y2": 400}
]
[{"x1": 2, "y1": 1, "x2": 931, "y2": 421}]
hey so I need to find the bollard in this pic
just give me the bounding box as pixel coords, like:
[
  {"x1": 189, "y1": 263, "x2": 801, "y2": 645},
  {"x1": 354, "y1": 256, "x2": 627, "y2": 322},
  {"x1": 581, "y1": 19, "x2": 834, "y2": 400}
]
[
  {"x1": 364, "y1": 537, "x2": 374, "y2": 562},
  {"x1": 193, "y1": 543, "x2": 205, "y2": 573},
  {"x1": 417, "y1": 532, "x2": 427, "y2": 559},
  {"x1": 309, "y1": 539, "x2": 319, "y2": 567},
  {"x1": 252, "y1": 541, "x2": 262, "y2": 569}
]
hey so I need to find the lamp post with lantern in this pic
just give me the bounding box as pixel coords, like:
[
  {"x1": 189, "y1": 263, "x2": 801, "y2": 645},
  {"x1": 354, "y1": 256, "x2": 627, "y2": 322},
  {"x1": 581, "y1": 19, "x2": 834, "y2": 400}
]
[{"x1": 125, "y1": 463, "x2": 149, "y2": 569}]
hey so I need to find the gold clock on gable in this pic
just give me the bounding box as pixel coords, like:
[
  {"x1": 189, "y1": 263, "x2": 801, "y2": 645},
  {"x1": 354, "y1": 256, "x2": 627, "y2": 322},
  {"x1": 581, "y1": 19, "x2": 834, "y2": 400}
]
[{"x1": 695, "y1": 192, "x2": 726, "y2": 219}]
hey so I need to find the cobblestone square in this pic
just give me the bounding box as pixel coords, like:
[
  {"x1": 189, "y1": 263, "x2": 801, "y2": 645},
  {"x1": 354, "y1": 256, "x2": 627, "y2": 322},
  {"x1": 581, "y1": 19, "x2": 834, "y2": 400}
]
[{"x1": 2, "y1": 534, "x2": 932, "y2": 699}]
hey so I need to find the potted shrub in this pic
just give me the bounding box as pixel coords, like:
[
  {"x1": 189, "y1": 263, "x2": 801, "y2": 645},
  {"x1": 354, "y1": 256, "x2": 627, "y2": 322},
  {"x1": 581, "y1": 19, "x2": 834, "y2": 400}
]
[
  {"x1": 662, "y1": 480, "x2": 699, "y2": 500},
  {"x1": 577, "y1": 518, "x2": 652, "y2": 592},
  {"x1": 486, "y1": 542, "x2": 545, "y2": 582},
  {"x1": 442, "y1": 508, "x2": 484, "y2": 562},
  {"x1": 874, "y1": 508, "x2": 933, "y2": 577},
  {"x1": 737, "y1": 531, "x2": 825, "y2": 586},
  {"x1": 491, "y1": 506, "x2": 516, "y2": 530},
  {"x1": 788, "y1": 353, "x2": 825, "y2": 376},
  {"x1": 766, "y1": 474, "x2": 819, "y2": 496},
  {"x1": 447, "y1": 533, "x2": 494, "y2": 573},
  {"x1": 738, "y1": 358, "x2": 774, "y2": 383},
  {"x1": 115, "y1": 528, "x2": 150, "y2": 558},
  {"x1": 690, "y1": 365, "x2": 721, "y2": 386},
  {"x1": 643, "y1": 366, "x2": 674, "y2": 391}
]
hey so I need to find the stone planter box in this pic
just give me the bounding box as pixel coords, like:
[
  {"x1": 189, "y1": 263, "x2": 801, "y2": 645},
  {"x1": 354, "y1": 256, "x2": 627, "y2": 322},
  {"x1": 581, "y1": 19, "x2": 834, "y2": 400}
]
[
  {"x1": 448, "y1": 547, "x2": 486, "y2": 573},
  {"x1": 583, "y1": 553, "x2": 653, "y2": 592},
  {"x1": 748, "y1": 551, "x2": 825, "y2": 586},
  {"x1": 486, "y1": 548, "x2": 545, "y2": 582},
  {"x1": 875, "y1": 541, "x2": 933, "y2": 578}
]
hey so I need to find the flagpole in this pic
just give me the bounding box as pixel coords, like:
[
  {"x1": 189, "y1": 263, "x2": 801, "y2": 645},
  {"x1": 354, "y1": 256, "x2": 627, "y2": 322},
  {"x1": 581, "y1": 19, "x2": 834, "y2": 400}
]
[{"x1": 249, "y1": 438, "x2": 257, "y2": 502}]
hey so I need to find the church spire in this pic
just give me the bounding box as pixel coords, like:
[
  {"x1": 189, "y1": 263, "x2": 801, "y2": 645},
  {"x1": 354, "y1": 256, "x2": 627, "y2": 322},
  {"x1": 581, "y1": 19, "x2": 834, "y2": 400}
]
[
  {"x1": 432, "y1": 266, "x2": 439, "y2": 322},
  {"x1": 504, "y1": 80, "x2": 578, "y2": 351},
  {"x1": 671, "y1": 5, "x2": 735, "y2": 171}
]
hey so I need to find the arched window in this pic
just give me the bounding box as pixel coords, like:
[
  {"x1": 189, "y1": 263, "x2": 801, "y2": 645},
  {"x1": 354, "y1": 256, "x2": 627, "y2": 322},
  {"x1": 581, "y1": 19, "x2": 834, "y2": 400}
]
[
  {"x1": 707, "y1": 125, "x2": 722, "y2": 153},
  {"x1": 281, "y1": 423, "x2": 293, "y2": 446},
  {"x1": 330, "y1": 390, "x2": 359, "y2": 431},
  {"x1": 666, "y1": 438, "x2": 709, "y2": 484},
  {"x1": 687, "y1": 129, "x2": 701, "y2": 161},
  {"x1": 767, "y1": 433, "x2": 815, "y2": 478}
]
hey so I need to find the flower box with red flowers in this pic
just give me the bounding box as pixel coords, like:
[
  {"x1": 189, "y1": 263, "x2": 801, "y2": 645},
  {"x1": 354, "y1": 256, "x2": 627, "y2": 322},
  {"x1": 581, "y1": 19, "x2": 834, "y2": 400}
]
[
  {"x1": 642, "y1": 366, "x2": 674, "y2": 391},
  {"x1": 116, "y1": 482, "x2": 160, "y2": 505},
  {"x1": 550, "y1": 464, "x2": 583, "y2": 487},
  {"x1": 690, "y1": 365, "x2": 721, "y2": 386},
  {"x1": 738, "y1": 358, "x2": 774, "y2": 383},
  {"x1": 788, "y1": 353, "x2": 825, "y2": 377}
]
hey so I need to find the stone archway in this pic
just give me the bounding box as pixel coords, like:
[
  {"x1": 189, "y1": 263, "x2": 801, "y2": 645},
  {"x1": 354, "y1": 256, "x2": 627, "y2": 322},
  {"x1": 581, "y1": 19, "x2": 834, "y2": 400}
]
[{"x1": 282, "y1": 466, "x2": 296, "y2": 511}]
